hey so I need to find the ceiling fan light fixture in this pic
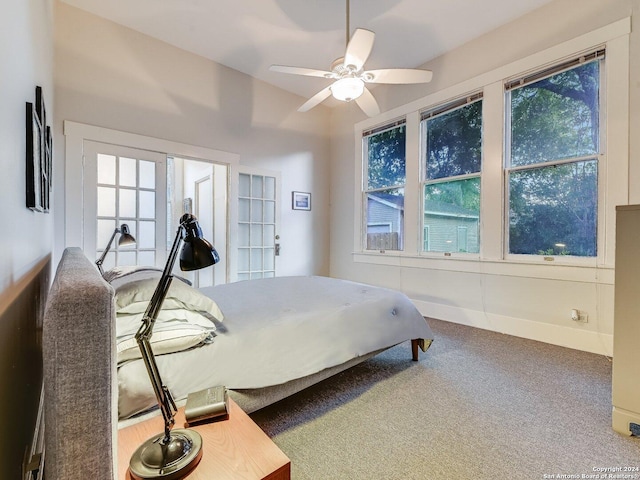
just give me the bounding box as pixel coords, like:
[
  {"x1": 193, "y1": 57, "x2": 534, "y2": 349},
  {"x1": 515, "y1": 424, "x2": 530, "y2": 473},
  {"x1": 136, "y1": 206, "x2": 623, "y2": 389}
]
[{"x1": 331, "y1": 77, "x2": 364, "y2": 102}]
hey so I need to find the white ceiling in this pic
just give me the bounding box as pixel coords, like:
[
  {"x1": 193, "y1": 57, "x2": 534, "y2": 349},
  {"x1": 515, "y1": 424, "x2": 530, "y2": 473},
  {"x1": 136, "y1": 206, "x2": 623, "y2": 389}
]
[{"x1": 60, "y1": 0, "x2": 555, "y2": 101}]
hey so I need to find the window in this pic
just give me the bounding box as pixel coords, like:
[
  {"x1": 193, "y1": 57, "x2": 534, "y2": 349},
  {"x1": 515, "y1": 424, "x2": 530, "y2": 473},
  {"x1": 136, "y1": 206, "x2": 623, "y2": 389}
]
[
  {"x1": 421, "y1": 95, "x2": 482, "y2": 254},
  {"x1": 363, "y1": 121, "x2": 406, "y2": 251},
  {"x1": 506, "y1": 51, "x2": 603, "y2": 257}
]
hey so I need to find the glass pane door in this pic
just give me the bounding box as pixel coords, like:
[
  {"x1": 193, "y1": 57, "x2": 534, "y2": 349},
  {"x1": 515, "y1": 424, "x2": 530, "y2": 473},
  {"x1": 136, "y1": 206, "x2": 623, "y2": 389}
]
[
  {"x1": 83, "y1": 140, "x2": 167, "y2": 271},
  {"x1": 237, "y1": 172, "x2": 277, "y2": 281}
]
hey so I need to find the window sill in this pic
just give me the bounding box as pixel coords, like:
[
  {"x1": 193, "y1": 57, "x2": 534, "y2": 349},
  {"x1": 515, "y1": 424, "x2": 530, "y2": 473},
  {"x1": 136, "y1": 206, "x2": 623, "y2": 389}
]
[{"x1": 352, "y1": 251, "x2": 613, "y2": 284}]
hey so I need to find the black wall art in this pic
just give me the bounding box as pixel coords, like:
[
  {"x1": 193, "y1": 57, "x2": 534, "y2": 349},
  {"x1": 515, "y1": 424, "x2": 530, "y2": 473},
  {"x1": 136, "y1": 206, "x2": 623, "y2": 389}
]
[{"x1": 26, "y1": 86, "x2": 52, "y2": 212}]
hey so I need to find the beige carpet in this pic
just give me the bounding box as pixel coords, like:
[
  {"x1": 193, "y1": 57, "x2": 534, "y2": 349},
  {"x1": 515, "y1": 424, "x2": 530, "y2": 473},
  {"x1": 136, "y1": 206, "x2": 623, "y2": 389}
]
[{"x1": 251, "y1": 318, "x2": 640, "y2": 480}]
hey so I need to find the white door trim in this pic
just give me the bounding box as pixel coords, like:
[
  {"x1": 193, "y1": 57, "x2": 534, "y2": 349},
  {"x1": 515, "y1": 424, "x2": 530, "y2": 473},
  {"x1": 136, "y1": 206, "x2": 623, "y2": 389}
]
[{"x1": 63, "y1": 120, "x2": 239, "y2": 249}]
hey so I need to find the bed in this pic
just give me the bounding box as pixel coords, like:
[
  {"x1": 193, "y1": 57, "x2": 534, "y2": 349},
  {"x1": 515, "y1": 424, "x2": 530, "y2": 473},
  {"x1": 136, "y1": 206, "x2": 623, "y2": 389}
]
[{"x1": 43, "y1": 247, "x2": 433, "y2": 479}]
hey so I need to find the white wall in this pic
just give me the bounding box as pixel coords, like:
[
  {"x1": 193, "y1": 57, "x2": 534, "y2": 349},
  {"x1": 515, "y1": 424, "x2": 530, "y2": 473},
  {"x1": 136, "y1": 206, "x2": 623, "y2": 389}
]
[
  {"x1": 53, "y1": 1, "x2": 331, "y2": 277},
  {"x1": 329, "y1": 0, "x2": 640, "y2": 356},
  {"x1": 0, "y1": 0, "x2": 54, "y2": 291},
  {"x1": 0, "y1": 1, "x2": 54, "y2": 477}
]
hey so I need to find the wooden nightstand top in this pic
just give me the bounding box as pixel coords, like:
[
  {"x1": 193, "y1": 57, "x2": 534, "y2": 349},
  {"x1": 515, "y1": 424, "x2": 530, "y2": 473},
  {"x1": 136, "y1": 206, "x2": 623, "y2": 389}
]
[{"x1": 118, "y1": 398, "x2": 290, "y2": 480}]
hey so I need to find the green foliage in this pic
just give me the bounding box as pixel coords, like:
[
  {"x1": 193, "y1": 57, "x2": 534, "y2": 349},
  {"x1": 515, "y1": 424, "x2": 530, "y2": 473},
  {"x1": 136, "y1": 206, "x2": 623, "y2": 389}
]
[
  {"x1": 426, "y1": 101, "x2": 482, "y2": 180},
  {"x1": 424, "y1": 178, "x2": 480, "y2": 214},
  {"x1": 366, "y1": 126, "x2": 406, "y2": 190},
  {"x1": 508, "y1": 60, "x2": 600, "y2": 257}
]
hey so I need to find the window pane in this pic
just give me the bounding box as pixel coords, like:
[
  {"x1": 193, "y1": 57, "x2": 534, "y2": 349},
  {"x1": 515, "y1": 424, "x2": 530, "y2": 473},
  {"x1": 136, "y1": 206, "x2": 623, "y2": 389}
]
[
  {"x1": 251, "y1": 248, "x2": 263, "y2": 270},
  {"x1": 264, "y1": 177, "x2": 276, "y2": 200},
  {"x1": 238, "y1": 223, "x2": 250, "y2": 247},
  {"x1": 239, "y1": 173, "x2": 251, "y2": 197},
  {"x1": 264, "y1": 200, "x2": 275, "y2": 223},
  {"x1": 139, "y1": 191, "x2": 155, "y2": 218},
  {"x1": 366, "y1": 188, "x2": 404, "y2": 251},
  {"x1": 509, "y1": 160, "x2": 597, "y2": 256},
  {"x1": 425, "y1": 101, "x2": 482, "y2": 180},
  {"x1": 366, "y1": 125, "x2": 406, "y2": 190},
  {"x1": 423, "y1": 178, "x2": 480, "y2": 253},
  {"x1": 97, "y1": 154, "x2": 116, "y2": 185},
  {"x1": 263, "y1": 249, "x2": 275, "y2": 270},
  {"x1": 119, "y1": 157, "x2": 137, "y2": 187},
  {"x1": 119, "y1": 189, "x2": 137, "y2": 218},
  {"x1": 250, "y1": 224, "x2": 263, "y2": 247},
  {"x1": 139, "y1": 160, "x2": 156, "y2": 189},
  {"x1": 97, "y1": 219, "x2": 116, "y2": 250},
  {"x1": 510, "y1": 61, "x2": 599, "y2": 167},
  {"x1": 238, "y1": 199, "x2": 250, "y2": 222},
  {"x1": 238, "y1": 248, "x2": 249, "y2": 271},
  {"x1": 251, "y1": 200, "x2": 263, "y2": 222},
  {"x1": 97, "y1": 187, "x2": 116, "y2": 217},
  {"x1": 251, "y1": 175, "x2": 263, "y2": 197},
  {"x1": 138, "y1": 221, "x2": 156, "y2": 249}
]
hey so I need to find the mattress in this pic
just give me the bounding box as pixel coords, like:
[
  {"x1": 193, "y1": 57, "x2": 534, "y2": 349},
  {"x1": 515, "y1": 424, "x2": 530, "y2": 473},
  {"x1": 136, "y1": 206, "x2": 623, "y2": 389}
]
[{"x1": 117, "y1": 276, "x2": 433, "y2": 420}]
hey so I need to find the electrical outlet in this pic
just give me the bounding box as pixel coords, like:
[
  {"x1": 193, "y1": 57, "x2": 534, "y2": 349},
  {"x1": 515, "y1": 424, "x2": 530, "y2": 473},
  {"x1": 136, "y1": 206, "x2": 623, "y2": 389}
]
[{"x1": 571, "y1": 309, "x2": 588, "y2": 323}]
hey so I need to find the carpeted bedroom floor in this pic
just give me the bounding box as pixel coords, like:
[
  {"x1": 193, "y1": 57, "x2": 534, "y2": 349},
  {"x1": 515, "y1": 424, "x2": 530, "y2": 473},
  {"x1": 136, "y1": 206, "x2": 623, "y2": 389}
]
[{"x1": 250, "y1": 318, "x2": 640, "y2": 480}]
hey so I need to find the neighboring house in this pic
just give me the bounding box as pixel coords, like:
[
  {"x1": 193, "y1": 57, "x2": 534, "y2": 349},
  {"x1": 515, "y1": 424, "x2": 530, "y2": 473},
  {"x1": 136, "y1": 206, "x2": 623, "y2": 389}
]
[
  {"x1": 367, "y1": 193, "x2": 403, "y2": 250},
  {"x1": 423, "y1": 200, "x2": 479, "y2": 253}
]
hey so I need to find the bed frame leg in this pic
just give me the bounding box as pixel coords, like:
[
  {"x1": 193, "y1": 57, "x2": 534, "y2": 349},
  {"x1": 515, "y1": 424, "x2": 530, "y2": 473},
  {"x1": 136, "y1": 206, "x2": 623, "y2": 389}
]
[{"x1": 411, "y1": 339, "x2": 419, "y2": 361}]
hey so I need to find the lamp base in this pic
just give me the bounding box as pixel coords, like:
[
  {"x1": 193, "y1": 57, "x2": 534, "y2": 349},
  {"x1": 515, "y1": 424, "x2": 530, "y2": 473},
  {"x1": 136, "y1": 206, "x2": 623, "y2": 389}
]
[{"x1": 129, "y1": 429, "x2": 203, "y2": 480}]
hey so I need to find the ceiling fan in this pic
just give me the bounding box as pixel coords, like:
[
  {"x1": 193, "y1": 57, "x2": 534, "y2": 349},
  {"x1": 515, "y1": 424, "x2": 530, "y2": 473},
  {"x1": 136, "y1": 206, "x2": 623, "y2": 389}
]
[{"x1": 269, "y1": 0, "x2": 433, "y2": 117}]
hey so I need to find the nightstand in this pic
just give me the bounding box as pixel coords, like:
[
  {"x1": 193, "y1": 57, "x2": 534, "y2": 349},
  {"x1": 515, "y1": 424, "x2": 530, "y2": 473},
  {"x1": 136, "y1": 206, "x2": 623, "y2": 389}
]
[{"x1": 118, "y1": 398, "x2": 291, "y2": 479}]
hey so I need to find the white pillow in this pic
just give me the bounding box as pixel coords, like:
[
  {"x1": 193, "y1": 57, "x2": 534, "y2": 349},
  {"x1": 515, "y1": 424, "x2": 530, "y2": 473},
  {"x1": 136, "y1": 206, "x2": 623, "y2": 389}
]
[
  {"x1": 117, "y1": 325, "x2": 212, "y2": 363},
  {"x1": 111, "y1": 270, "x2": 224, "y2": 321},
  {"x1": 116, "y1": 309, "x2": 217, "y2": 341},
  {"x1": 103, "y1": 265, "x2": 192, "y2": 285}
]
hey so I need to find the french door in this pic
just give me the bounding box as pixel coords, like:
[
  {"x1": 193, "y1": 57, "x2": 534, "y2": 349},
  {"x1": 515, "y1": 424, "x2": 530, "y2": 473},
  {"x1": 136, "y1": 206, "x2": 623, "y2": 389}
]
[
  {"x1": 82, "y1": 140, "x2": 167, "y2": 271},
  {"x1": 234, "y1": 168, "x2": 280, "y2": 281}
]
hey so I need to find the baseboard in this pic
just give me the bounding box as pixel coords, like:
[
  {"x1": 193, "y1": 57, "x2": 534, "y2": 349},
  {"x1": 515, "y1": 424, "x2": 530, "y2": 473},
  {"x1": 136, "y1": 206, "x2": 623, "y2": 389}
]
[
  {"x1": 412, "y1": 299, "x2": 613, "y2": 357},
  {"x1": 612, "y1": 406, "x2": 640, "y2": 436}
]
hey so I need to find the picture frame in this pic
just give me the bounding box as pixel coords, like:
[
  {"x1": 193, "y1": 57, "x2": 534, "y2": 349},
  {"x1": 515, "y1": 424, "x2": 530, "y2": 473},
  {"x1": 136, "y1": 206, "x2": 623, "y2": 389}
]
[
  {"x1": 26, "y1": 102, "x2": 44, "y2": 212},
  {"x1": 26, "y1": 86, "x2": 52, "y2": 213},
  {"x1": 292, "y1": 191, "x2": 311, "y2": 211}
]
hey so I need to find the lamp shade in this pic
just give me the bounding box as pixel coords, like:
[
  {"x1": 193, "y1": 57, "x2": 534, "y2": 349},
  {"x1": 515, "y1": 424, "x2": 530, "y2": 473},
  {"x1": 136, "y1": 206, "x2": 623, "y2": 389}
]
[
  {"x1": 118, "y1": 224, "x2": 136, "y2": 246},
  {"x1": 178, "y1": 214, "x2": 220, "y2": 271},
  {"x1": 331, "y1": 77, "x2": 365, "y2": 102}
]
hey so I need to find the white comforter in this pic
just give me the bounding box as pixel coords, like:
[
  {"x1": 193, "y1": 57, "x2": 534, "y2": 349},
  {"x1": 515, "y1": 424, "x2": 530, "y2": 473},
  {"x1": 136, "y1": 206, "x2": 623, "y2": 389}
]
[{"x1": 117, "y1": 276, "x2": 433, "y2": 419}]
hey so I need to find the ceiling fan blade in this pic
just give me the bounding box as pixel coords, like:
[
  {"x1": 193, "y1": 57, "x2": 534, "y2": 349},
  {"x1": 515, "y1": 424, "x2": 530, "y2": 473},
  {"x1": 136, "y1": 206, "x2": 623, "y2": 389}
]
[
  {"x1": 355, "y1": 87, "x2": 380, "y2": 117},
  {"x1": 298, "y1": 86, "x2": 332, "y2": 112},
  {"x1": 269, "y1": 65, "x2": 333, "y2": 78},
  {"x1": 344, "y1": 28, "x2": 375, "y2": 70},
  {"x1": 364, "y1": 68, "x2": 433, "y2": 84}
]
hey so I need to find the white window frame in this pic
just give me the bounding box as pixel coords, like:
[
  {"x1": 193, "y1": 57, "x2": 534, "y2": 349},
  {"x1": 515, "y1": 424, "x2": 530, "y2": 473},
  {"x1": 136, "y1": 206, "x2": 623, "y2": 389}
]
[
  {"x1": 361, "y1": 119, "x2": 407, "y2": 252},
  {"x1": 352, "y1": 18, "x2": 629, "y2": 284},
  {"x1": 503, "y1": 51, "x2": 605, "y2": 265},
  {"x1": 419, "y1": 93, "x2": 483, "y2": 259}
]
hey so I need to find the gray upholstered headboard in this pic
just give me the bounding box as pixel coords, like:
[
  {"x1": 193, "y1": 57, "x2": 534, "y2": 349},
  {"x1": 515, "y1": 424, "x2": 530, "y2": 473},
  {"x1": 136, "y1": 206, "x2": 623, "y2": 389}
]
[{"x1": 43, "y1": 247, "x2": 116, "y2": 480}]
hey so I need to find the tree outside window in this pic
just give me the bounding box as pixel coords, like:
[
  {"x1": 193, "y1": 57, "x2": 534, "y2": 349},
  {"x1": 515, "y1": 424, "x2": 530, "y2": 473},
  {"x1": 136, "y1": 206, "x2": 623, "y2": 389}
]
[
  {"x1": 363, "y1": 124, "x2": 406, "y2": 251},
  {"x1": 507, "y1": 56, "x2": 601, "y2": 257},
  {"x1": 422, "y1": 98, "x2": 482, "y2": 254}
]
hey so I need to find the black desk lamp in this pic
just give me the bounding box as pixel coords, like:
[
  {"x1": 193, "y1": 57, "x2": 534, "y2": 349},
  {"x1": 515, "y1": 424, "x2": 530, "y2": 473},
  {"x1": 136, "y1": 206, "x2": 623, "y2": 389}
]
[
  {"x1": 95, "y1": 224, "x2": 136, "y2": 274},
  {"x1": 129, "y1": 213, "x2": 219, "y2": 480}
]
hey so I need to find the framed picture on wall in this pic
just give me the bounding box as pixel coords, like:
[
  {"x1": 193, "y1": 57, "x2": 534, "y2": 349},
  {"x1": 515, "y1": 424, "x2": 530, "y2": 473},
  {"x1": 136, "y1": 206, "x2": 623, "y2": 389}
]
[
  {"x1": 292, "y1": 191, "x2": 311, "y2": 211},
  {"x1": 26, "y1": 86, "x2": 52, "y2": 213},
  {"x1": 26, "y1": 102, "x2": 44, "y2": 212}
]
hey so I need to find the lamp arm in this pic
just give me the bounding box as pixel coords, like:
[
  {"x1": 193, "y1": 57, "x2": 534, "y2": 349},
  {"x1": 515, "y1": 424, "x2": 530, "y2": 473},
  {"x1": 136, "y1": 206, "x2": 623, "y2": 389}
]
[
  {"x1": 134, "y1": 224, "x2": 185, "y2": 442},
  {"x1": 95, "y1": 228, "x2": 120, "y2": 275}
]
